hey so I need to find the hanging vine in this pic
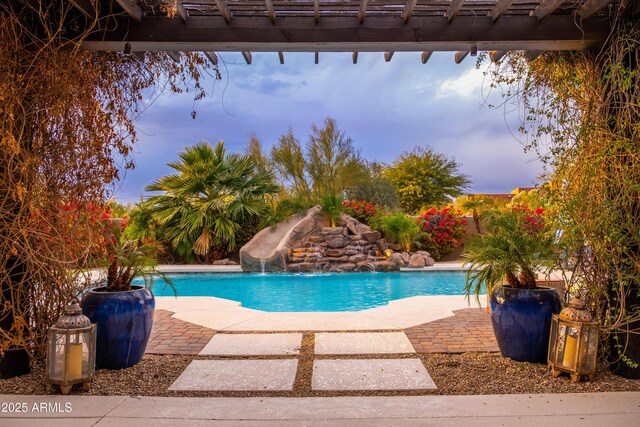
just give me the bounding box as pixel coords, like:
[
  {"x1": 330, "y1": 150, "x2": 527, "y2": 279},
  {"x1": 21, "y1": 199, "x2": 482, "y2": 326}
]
[
  {"x1": 0, "y1": 1, "x2": 217, "y2": 363},
  {"x1": 485, "y1": 1, "x2": 640, "y2": 368}
]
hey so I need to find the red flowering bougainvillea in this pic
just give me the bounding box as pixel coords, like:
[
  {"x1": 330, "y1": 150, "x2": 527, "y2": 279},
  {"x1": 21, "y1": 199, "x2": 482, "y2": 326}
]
[
  {"x1": 342, "y1": 200, "x2": 378, "y2": 225},
  {"x1": 417, "y1": 207, "x2": 467, "y2": 260}
]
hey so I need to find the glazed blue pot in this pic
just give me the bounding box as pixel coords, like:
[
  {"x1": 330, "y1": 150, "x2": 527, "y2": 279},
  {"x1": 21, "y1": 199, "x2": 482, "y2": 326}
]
[
  {"x1": 80, "y1": 286, "x2": 154, "y2": 370},
  {"x1": 490, "y1": 286, "x2": 561, "y2": 363}
]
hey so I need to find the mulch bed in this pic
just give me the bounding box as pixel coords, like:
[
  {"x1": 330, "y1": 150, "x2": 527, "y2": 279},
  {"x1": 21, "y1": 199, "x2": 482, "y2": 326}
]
[{"x1": 2, "y1": 351, "x2": 639, "y2": 397}]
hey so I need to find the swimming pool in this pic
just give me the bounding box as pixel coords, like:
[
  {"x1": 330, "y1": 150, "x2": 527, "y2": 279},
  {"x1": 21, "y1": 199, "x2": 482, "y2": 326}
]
[{"x1": 140, "y1": 271, "x2": 471, "y2": 312}]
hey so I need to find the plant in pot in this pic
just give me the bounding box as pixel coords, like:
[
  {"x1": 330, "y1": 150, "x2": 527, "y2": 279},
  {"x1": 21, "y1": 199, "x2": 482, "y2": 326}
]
[
  {"x1": 462, "y1": 205, "x2": 562, "y2": 363},
  {"x1": 80, "y1": 216, "x2": 169, "y2": 370}
]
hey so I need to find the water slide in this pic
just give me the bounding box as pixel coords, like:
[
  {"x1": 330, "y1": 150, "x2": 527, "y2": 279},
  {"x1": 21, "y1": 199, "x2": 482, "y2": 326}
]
[{"x1": 239, "y1": 206, "x2": 321, "y2": 272}]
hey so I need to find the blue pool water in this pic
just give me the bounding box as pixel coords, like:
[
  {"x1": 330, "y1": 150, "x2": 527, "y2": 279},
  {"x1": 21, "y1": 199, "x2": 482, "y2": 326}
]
[{"x1": 139, "y1": 271, "x2": 469, "y2": 312}]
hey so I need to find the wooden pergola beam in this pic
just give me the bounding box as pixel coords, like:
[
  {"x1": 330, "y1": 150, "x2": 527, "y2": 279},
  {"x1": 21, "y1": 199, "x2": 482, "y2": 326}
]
[
  {"x1": 489, "y1": 50, "x2": 507, "y2": 62},
  {"x1": 278, "y1": 51, "x2": 284, "y2": 64},
  {"x1": 577, "y1": 0, "x2": 612, "y2": 19},
  {"x1": 531, "y1": 0, "x2": 566, "y2": 21},
  {"x1": 384, "y1": 51, "x2": 394, "y2": 62},
  {"x1": 241, "y1": 51, "x2": 252, "y2": 64},
  {"x1": 358, "y1": 0, "x2": 368, "y2": 25},
  {"x1": 204, "y1": 51, "x2": 218, "y2": 65},
  {"x1": 446, "y1": 0, "x2": 465, "y2": 24},
  {"x1": 315, "y1": 51, "x2": 319, "y2": 64},
  {"x1": 525, "y1": 50, "x2": 544, "y2": 61},
  {"x1": 176, "y1": 1, "x2": 188, "y2": 23},
  {"x1": 421, "y1": 51, "x2": 432, "y2": 64},
  {"x1": 68, "y1": 0, "x2": 96, "y2": 19},
  {"x1": 265, "y1": 0, "x2": 276, "y2": 24},
  {"x1": 488, "y1": 0, "x2": 515, "y2": 22},
  {"x1": 402, "y1": 0, "x2": 417, "y2": 24},
  {"x1": 352, "y1": 51, "x2": 358, "y2": 64},
  {"x1": 214, "y1": 0, "x2": 232, "y2": 24},
  {"x1": 115, "y1": 0, "x2": 142, "y2": 22},
  {"x1": 82, "y1": 15, "x2": 610, "y2": 53},
  {"x1": 165, "y1": 51, "x2": 181, "y2": 62},
  {"x1": 454, "y1": 51, "x2": 469, "y2": 63},
  {"x1": 314, "y1": 0, "x2": 320, "y2": 24}
]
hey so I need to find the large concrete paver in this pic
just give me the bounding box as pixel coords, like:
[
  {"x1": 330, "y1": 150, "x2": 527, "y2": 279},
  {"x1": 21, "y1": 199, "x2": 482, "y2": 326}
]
[
  {"x1": 312, "y1": 359, "x2": 436, "y2": 391},
  {"x1": 315, "y1": 332, "x2": 415, "y2": 354},
  {"x1": 199, "y1": 333, "x2": 302, "y2": 356},
  {"x1": 168, "y1": 360, "x2": 298, "y2": 391}
]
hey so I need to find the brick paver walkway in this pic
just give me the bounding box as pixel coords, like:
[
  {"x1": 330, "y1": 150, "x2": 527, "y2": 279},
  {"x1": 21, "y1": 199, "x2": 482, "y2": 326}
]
[
  {"x1": 146, "y1": 309, "x2": 216, "y2": 355},
  {"x1": 146, "y1": 307, "x2": 498, "y2": 355},
  {"x1": 404, "y1": 308, "x2": 499, "y2": 353}
]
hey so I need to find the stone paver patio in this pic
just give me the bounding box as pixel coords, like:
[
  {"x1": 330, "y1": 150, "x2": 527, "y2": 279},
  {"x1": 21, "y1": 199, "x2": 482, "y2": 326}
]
[{"x1": 149, "y1": 293, "x2": 498, "y2": 394}]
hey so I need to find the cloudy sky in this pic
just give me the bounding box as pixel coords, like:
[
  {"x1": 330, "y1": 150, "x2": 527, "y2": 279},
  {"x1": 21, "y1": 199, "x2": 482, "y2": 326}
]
[{"x1": 112, "y1": 51, "x2": 544, "y2": 203}]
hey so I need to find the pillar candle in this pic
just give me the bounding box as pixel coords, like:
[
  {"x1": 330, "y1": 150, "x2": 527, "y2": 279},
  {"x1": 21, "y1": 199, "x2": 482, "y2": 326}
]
[
  {"x1": 563, "y1": 334, "x2": 577, "y2": 369},
  {"x1": 68, "y1": 342, "x2": 83, "y2": 380}
]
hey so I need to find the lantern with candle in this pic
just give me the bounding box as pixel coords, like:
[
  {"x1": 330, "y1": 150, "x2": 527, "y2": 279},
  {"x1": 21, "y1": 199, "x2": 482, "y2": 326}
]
[
  {"x1": 47, "y1": 298, "x2": 96, "y2": 394},
  {"x1": 548, "y1": 298, "x2": 599, "y2": 382}
]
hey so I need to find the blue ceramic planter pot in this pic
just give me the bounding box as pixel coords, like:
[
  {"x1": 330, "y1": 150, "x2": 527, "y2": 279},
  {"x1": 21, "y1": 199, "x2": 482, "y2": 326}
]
[
  {"x1": 490, "y1": 286, "x2": 561, "y2": 363},
  {"x1": 80, "y1": 286, "x2": 154, "y2": 370}
]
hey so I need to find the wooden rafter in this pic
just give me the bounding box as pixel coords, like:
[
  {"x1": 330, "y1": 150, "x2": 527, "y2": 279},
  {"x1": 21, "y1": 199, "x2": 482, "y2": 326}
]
[
  {"x1": 454, "y1": 51, "x2": 469, "y2": 63},
  {"x1": 402, "y1": 0, "x2": 417, "y2": 24},
  {"x1": 214, "y1": 0, "x2": 232, "y2": 24},
  {"x1": 525, "y1": 50, "x2": 544, "y2": 61},
  {"x1": 358, "y1": 0, "x2": 368, "y2": 25},
  {"x1": 315, "y1": 51, "x2": 319, "y2": 64},
  {"x1": 176, "y1": 1, "x2": 188, "y2": 23},
  {"x1": 278, "y1": 51, "x2": 284, "y2": 64},
  {"x1": 532, "y1": 0, "x2": 566, "y2": 21},
  {"x1": 421, "y1": 51, "x2": 432, "y2": 64},
  {"x1": 84, "y1": 15, "x2": 609, "y2": 53},
  {"x1": 488, "y1": 0, "x2": 515, "y2": 22},
  {"x1": 68, "y1": 0, "x2": 96, "y2": 19},
  {"x1": 352, "y1": 51, "x2": 358, "y2": 64},
  {"x1": 265, "y1": 0, "x2": 276, "y2": 24},
  {"x1": 384, "y1": 51, "x2": 394, "y2": 62},
  {"x1": 204, "y1": 51, "x2": 218, "y2": 65},
  {"x1": 577, "y1": 0, "x2": 611, "y2": 19},
  {"x1": 241, "y1": 51, "x2": 252, "y2": 64},
  {"x1": 446, "y1": 0, "x2": 465, "y2": 24},
  {"x1": 314, "y1": 0, "x2": 320, "y2": 24},
  {"x1": 165, "y1": 51, "x2": 181, "y2": 62},
  {"x1": 489, "y1": 50, "x2": 507, "y2": 62},
  {"x1": 115, "y1": 0, "x2": 143, "y2": 22}
]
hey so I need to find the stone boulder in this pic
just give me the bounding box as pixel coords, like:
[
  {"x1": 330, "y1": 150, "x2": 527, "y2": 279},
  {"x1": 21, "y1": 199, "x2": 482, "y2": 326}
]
[
  {"x1": 389, "y1": 252, "x2": 405, "y2": 268},
  {"x1": 326, "y1": 235, "x2": 348, "y2": 248},
  {"x1": 362, "y1": 231, "x2": 381, "y2": 243},
  {"x1": 408, "y1": 253, "x2": 426, "y2": 268}
]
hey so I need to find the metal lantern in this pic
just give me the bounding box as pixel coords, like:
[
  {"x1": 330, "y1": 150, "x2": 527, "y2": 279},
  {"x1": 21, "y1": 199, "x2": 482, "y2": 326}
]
[
  {"x1": 47, "y1": 298, "x2": 96, "y2": 394},
  {"x1": 548, "y1": 298, "x2": 599, "y2": 382}
]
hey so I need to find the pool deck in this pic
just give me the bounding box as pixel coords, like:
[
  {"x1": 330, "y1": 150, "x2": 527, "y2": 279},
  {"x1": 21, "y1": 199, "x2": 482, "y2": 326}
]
[
  {"x1": 149, "y1": 261, "x2": 496, "y2": 355},
  {"x1": 5, "y1": 263, "x2": 638, "y2": 425}
]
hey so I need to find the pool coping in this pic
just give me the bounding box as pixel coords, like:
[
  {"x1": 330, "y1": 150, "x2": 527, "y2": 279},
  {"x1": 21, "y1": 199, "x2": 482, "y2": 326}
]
[
  {"x1": 154, "y1": 262, "x2": 476, "y2": 331},
  {"x1": 156, "y1": 261, "x2": 467, "y2": 274}
]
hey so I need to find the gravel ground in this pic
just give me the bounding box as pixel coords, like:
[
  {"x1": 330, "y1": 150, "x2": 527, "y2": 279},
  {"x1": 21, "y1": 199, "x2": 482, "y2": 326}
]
[{"x1": 2, "y1": 351, "x2": 639, "y2": 397}]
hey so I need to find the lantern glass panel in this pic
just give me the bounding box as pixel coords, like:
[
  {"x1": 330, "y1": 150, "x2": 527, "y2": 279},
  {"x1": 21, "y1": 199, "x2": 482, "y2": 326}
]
[
  {"x1": 548, "y1": 317, "x2": 558, "y2": 363},
  {"x1": 581, "y1": 326, "x2": 598, "y2": 373},
  {"x1": 48, "y1": 329, "x2": 67, "y2": 380}
]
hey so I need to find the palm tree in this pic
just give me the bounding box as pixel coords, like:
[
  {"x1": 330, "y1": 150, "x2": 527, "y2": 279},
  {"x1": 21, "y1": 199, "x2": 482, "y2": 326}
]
[
  {"x1": 462, "y1": 206, "x2": 557, "y2": 302},
  {"x1": 142, "y1": 141, "x2": 279, "y2": 259}
]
